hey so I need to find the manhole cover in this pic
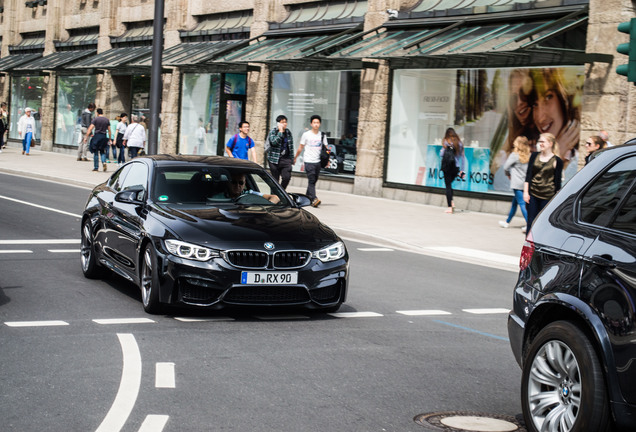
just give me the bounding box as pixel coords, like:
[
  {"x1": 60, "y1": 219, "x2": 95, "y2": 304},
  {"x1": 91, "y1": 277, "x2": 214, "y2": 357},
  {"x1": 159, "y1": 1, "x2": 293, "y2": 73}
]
[{"x1": 414, "y1": 411, "x2": 525, "y2": 431}]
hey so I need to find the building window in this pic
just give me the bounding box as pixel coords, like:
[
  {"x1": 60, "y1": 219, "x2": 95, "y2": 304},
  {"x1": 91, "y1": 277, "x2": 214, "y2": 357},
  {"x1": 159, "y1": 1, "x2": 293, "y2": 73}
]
[
  {"x1": 270, "y1": 70, "x2": 360, "y2": 176},
  {"x1": 55, "y1": 75, "x2": 97, "y2": 147},
  {"x1": 9, "y1": 76, "x2": 45, "y2": 141},
  {"x1": 387, "y1": 67, "x2": 584, "y2": 195}
]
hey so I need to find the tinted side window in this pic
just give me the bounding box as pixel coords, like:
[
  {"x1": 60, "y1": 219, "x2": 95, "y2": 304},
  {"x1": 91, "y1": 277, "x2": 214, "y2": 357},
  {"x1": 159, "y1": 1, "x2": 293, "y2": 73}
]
[
  {"x1": 120, "y1": 163, "x2": 149, "y2": 191},
  {"x1": 612, "y1": 190, "x2": 636, "y2": 235},
  {"x1": 109, "y1": 165, "x2": 131, "y2": 192},
  {"x1": 580, "y1": 156, "x2": 636, "y2": 227}
]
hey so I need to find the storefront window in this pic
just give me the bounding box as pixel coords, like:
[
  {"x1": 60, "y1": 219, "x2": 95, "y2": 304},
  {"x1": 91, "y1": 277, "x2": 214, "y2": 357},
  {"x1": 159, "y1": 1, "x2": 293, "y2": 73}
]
[
  {"x1": 387, "y1": 67, "x2": 584, "y2": 194},
  {"x1": 55, "y1": 75, "x2": 97, "y2": 147},
  {"x1": 270, "y1": 70, "x2": 360, "y2": 176},
  {"x1": 9, "y1": 76, "x2": 45, "y2": 141},
  {"x1": 179, "y1": 73, "x2": 247, "y2": 155}
]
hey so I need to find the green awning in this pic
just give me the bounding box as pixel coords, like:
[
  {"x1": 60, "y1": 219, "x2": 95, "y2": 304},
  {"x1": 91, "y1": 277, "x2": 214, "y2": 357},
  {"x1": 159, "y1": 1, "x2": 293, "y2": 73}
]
[
  {"x1": 66, "y1": 46, "x2": 153, "y2": 70},
  {"x1": 180, "y1": 11, "x2": 252, "y2": 39},
  {"x1": 129, "y1": 40, "x2": 247, "y2": 67},
  {"x1": 0, "y1": 54, "x2": 42, "y2": 72},
  {"x1": 266, "y1": 0, "x2": 367, "y2": 35},
  {"x1": 13, "y1": 50, "x2": 96, "y2": 71}
]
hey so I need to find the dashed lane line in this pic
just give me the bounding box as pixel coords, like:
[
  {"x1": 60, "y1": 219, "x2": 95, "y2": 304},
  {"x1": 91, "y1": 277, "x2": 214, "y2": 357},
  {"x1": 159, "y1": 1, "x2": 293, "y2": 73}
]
[
  {"x1": 138, "y1": 415, "x2": 169, "y2": 432},
  {"x1": 0, "y1": 250, "x2": 33, "y2": 254},
  {"x1": 0, "y1": 195, "x2": 82, "y2": 218},
  {"x1": 357, "y1": 247, "x2": 395, "y2": 252},
  {"x1": 396, "y1": 310, "x2": 452, "y2": 316},
  {"x1": 93, "y1": 318, "x2": 156, "y2": 325},
  {"x1": 463, "y1": 308, "x2": 511, "y2": 314},
  {"x1": 4, "y1": 320, "x2": 69, "y2": 327},
  {"x1": 48, "y1": 249, "x2": 80, "y2": 253},
  {"x1": 328, "y1": 311, "x2": 384, "y2": 318},
  {"x1": 155, "y1": 363, "x2": 176, "y2": 389},
  {"x1": 0, "y1": 239, "x2": 80, "y2": 244}
]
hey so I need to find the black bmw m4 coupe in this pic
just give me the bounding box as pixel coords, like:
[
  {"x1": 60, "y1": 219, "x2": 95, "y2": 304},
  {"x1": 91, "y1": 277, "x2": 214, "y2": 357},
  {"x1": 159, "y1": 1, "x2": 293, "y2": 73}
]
[{"x1": 80, "y1": 155, "x2": 348, "y2": 314}]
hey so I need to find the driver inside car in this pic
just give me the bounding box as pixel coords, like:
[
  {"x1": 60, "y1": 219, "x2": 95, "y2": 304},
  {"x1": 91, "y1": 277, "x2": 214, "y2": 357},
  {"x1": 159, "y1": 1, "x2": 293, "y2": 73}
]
[{"x1": 226, "y1": 172, "x2": 280, "y2": 204}]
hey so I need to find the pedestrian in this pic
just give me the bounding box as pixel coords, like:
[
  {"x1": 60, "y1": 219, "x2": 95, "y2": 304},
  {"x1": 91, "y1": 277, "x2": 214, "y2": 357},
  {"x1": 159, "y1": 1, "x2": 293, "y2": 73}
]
[
  {"x1": 599, "y1": 130, "x2": 613, "y2": 147},
  {"x1": 77, "y1": 102, "x2": 95, "y2": 161},
  {"x1": 294, "y1": 114, "x2": 327, "y2": 207},
  {"x1": 499, "y1": 136, "x2": 531, "y2": 232},
  {"x1": 195, "y1": 118, "x2": 206, "y2": 154},
  {"x1": 115, "y1": 113, "x2": 128, "y2": 165},
  {"x1": 584, "y1": 135, "x2": 606, "y2": 165},
  {"x1": 17, "y1": 107, "x2": 36, "y2": 156},
  {"x1": 225, "y1": 121, "x2": 255, "y2": 161},
  {"x1": 105, "y1": 117, "x2": 117, "y2": 164},
  {"x1": 440, "y1": 127, "x2": 466, "y2": 214},
  {"x1": 523, "y1": 133, "x2": 563, "y2": 231},
  {"x1": 122, "y1": 114, "x2": 146, "y2": 159},
  {"x1": 83, "y1": 108, "x2": 112, "y2": 172},
  {"x1": 62, "y1": 104, "x2": 75, "y2": 145},
  {"x1": 266, "y1": 114, "x2": 294, "y2": 190},
  {"x1": 0, "y1": 102, "x2": 8, "y2": 152}
]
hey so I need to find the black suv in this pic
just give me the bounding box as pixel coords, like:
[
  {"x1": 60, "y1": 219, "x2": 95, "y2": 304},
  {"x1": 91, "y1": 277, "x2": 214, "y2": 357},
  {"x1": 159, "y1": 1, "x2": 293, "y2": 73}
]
[{"x1": 508, "y1": 140, "x2": 636, "y2": 432}]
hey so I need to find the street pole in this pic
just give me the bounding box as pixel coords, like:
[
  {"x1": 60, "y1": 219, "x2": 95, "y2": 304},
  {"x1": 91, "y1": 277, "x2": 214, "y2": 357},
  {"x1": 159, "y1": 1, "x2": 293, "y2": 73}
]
[{"x1": 148, "y1": 0, "x2": 164, "y2": 155}]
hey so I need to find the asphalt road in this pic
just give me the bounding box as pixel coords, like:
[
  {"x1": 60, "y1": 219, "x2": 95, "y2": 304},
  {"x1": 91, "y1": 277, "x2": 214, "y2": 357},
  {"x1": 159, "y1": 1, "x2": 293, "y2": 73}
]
[{"x1": 0, "y1": 173, "x2": 524, "y2": 432}]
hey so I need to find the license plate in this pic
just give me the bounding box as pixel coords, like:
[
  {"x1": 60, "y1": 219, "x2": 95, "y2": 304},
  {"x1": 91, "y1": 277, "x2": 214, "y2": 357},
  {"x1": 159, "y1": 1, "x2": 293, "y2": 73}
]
[{"x1": 241, "y1": 271, "x2": 298, "y2": 285}]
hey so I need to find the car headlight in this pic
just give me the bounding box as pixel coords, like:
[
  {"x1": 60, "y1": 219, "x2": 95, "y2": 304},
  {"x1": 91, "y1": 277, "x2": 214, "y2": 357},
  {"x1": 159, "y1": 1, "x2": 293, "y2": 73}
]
[
  {"x1": 164, "y1": 239, "x2": 220, "y2": 261},
  {"x1": 313, "y1": 241, "x2": 345, "y2": 262}
]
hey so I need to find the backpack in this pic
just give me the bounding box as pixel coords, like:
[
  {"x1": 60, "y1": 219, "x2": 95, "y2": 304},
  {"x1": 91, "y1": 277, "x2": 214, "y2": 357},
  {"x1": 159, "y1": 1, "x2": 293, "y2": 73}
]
[
  {"x1": 441, "y1": 145, "x2": 459, "y2": 179},
  {"x1": 319, "y1": 132, "x2": 331, "y2": 168},
  {"x1": 229, "y1": 134, "x2": 254, "y2": 153}
]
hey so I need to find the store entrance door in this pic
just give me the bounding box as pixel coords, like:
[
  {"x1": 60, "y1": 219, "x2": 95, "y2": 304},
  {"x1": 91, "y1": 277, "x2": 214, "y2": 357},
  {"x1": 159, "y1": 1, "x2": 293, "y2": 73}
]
[{"x1": 217, "y1": 97, "x2": 245, "y2": 155}]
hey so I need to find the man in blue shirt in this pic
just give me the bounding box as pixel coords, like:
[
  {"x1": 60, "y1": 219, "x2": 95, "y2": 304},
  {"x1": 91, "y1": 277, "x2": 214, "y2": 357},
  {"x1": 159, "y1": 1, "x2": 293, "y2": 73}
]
[{"x1": 225, "y1": 121, "x2": 255, "y2": 161}]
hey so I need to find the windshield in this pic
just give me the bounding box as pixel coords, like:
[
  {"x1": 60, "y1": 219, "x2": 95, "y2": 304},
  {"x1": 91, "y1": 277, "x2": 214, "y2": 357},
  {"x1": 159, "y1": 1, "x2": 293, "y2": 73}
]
[{"x1": 152, "y1": 166, "x2": 291, "y2": 207}]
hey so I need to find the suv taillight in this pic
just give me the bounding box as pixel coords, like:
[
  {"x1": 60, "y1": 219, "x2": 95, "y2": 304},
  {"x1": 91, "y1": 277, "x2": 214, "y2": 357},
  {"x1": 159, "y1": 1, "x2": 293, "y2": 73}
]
[{"x1": 519, "y1": 232, "x2": 534, "y2": 271}]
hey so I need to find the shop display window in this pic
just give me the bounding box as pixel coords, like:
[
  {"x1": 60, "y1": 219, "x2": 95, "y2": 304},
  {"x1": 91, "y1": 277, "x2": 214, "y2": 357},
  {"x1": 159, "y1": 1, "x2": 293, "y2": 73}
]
[
  {"x1": 54, "y1": 75, "x2": 97, "y2": 147},
  {"x1": 9, "y1": 76, "x2": 45, "y2": 142},
  {"x1": 387, "y1": 67, "x2": 585, "y2": 194}
]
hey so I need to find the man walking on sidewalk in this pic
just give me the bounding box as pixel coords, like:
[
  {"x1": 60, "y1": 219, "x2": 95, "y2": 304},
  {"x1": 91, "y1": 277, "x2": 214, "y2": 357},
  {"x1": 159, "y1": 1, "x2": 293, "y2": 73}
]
[
  {"x1": 295, "y1": 114, "x2": 327, "y2": 207},
  {"x1": 225, "y1": 121, "x2": 256, "y2": 161},
  {"x1": 77, "y1": 103, "x2": 95, "y2": 161},
  {"x1": 83, "y1": 108, "x2": 112, "y2": 172}
]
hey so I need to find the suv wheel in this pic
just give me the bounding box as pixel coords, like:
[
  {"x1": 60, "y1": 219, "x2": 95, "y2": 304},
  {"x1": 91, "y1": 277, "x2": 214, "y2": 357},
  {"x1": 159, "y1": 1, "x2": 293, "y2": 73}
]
[{"x1": 522, "y1": 321, "x2": 610, "y2": 432}]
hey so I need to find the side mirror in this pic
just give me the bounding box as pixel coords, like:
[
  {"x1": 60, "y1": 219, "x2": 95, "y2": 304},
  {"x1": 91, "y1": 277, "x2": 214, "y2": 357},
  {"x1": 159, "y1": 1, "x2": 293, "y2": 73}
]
[
  {"x1": 115, "y1": 187, "x2": 145, "y2": 205},
  {"x1": 289, "y1": 193, "x2": 311, "y2": 207}
]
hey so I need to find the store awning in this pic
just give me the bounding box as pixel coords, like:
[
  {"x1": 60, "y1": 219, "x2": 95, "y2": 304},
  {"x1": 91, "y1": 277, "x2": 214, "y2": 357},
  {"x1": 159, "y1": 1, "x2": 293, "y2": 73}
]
[
  {"x1": 0, "y1": 54, "x2": 42, "y2": 72},
  {"x1": 129, "y1": 40, "x2": 248, "y2": 68},
  {"x1": 66, "y1": 46, "x2": 153, "y2": 71},
  {"x1": 266, "y1": 0, "x2": 367, "y2": 36},
  {"x1": 13, "y1": 50, "x2": 96, "y2": 72},
  {"x1": 212, "y1": 26, "x2": 368, "y2": 70},
  {"x1": 326, "y1": 6, "x2": 612, "y2": 68},
  {"x1": 110, "y1": 22, "x2": 154, "y2": 44},
  {"x1": 180, "y1": 11, "x2": 252, "y2": 39}
]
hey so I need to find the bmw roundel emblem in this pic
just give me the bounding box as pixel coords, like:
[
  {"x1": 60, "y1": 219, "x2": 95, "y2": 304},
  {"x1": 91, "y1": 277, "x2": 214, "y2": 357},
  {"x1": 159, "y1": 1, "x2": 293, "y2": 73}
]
[{"x1": 264, "y1": 242, "x2": 275, "y2": 250}]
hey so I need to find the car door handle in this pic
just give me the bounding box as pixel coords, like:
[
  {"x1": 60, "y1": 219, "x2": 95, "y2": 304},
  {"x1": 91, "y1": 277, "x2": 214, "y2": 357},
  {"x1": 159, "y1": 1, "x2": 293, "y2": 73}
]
[{"x1": 589, "y1": 254, "x2": 617, "y2": 269}]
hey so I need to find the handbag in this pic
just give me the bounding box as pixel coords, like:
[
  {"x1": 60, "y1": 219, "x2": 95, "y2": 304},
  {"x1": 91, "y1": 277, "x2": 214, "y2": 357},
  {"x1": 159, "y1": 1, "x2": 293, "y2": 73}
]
[{"x1": 319, "y1": 132, "x2": 330, "y2": 168}]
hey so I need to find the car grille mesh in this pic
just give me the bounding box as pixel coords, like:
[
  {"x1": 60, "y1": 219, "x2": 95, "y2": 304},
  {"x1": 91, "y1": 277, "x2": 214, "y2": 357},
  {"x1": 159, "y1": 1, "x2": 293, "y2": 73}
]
[
  {"x1": 273, "y1": 251, "x2": 310, "y2": 268},
  {"x1": 225, "y1": 251, "x2": 268, "y2": 268},
  {"x1": 224, "y1": 286, "x2": 310, "y2": 304}
]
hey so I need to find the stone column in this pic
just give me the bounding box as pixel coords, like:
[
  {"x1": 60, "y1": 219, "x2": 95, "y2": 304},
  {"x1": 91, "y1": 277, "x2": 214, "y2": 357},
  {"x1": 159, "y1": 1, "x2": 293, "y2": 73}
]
[
  {"x1": 582, "y1": 0, "x2": 636, "y2": 156},
  {"x1": 39, "y1": 72, "x2": 56, "y2": 151},
  {"x1": 353, "y1": 60, "x2": 390, "y2": 197},
  {"x1": 159, "y1": 69, "x2": 180, "y2": 154},
  {"x1": 246, "y1": 65, "x2": 270, "y2": 165}
]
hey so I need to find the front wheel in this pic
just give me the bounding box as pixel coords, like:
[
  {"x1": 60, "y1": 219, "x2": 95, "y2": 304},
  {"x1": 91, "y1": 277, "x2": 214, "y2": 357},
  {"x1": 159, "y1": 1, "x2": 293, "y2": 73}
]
[
  {"x1": 80, "y1": 219, "x2": 106, "y2": 279},
  {"x1": 140, "y1": 244, "x2": 162, "y2": 314},
  {"x1": 521, "y1": 320, "x2": 610, "y2": 432}
]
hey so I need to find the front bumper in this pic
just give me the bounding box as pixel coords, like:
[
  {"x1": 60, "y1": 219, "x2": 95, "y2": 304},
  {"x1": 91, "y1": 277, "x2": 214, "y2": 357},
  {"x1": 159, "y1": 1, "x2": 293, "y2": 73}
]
[{"x1": 157, "y1": 252, "x2": 348, "y2": 310}]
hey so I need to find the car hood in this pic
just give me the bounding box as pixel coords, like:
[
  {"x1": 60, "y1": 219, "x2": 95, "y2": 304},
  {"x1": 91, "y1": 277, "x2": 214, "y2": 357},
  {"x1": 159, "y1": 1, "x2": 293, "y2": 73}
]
[{"x1": 150, "y1": 203, "x2": 339, "y2": 249}]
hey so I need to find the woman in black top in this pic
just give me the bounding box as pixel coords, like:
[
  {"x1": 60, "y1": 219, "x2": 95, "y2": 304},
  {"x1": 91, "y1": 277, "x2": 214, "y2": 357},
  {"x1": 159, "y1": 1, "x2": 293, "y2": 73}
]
[{"x1": 523, "y1": 133, "x2": 563, "y2": 231}]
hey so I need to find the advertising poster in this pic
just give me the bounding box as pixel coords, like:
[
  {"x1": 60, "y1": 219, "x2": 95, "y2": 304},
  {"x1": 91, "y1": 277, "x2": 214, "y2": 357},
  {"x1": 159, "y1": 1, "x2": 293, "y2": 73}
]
[{"x1": 425, "y1": 145, "x2": 491, "y2": 192}]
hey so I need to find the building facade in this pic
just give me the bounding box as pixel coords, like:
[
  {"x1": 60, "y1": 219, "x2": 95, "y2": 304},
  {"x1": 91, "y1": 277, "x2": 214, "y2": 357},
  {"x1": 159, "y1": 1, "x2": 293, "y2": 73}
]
[{"x1": 0, "y1": 0, "x2": 634, "y2": 212}]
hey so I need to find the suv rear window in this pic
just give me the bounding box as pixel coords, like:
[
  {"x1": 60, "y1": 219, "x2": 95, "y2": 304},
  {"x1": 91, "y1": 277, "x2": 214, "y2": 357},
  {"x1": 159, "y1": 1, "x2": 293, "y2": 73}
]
[{"x1": 579, "y1": 156, "x2": 636, "y2": 227}]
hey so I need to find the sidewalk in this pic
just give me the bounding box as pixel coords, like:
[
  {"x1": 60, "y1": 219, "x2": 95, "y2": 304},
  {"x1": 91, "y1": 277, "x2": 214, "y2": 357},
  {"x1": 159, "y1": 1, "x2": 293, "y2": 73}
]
[{"x1": 0, "y1": 146, "x2": 526, "y2": 272}]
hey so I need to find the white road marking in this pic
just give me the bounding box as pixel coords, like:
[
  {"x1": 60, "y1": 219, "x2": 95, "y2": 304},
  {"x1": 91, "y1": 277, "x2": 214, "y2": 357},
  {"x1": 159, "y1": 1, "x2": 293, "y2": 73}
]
[
  {"x1": 95, "y1": 333, "x2": 142, "y2": 432},
  {"x1": 138, "y1": 415, "x2": 169, "y2": 432},
  {"x1": 329, "y1": 312, "x2": 384, "y2": 318},
  {"x1": 357, "y1": 247, "x2": 395, "y2": 252},
  {"x1": 48, "y1": 249, "x2": 80, "y2": 253},
  {"x1": 0, "y1": 195, "x2": 82, "y2": 218},
  {"x1": 0, "y1": 239, "x2": 80, "y2": 244},
  {"x1": 174, "y1": 317, "x2": 235, "y2": 322},
  {"x1": 254, "y1": 315, "x2": 310, "y2": 320},
  {"x1": 5, "y1": 320, "x2": 69, "y2": 327},
  {"x1": 425, "y1": 246, "x2": 518, "y2": 266},
  {"x1": 463, "y1": 308, "x2": 511, "y2": 314},
  {"x1": 396, "y1": 310, "x2": 452, "y2": 316},
  {"x1": 155, "y1": 363, "x2": 176, "y2": 388},
  {"x1": 93, "y1": 318, "x2": 156, "y2": 325},
  {"x1": 0, "y1": 250, "x2": 33, "y2": 254}
]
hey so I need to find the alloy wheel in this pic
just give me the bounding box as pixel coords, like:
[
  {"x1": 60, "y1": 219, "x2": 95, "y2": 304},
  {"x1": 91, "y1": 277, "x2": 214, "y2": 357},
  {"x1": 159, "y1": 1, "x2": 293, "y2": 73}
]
[
  {"x1": 527, "y1": 340, "x2": 581, "y2": 431},
  {"x1": 141, "y1": 248, "x2": 153, "y2": 307},
  {"x1": 80, "y1": 222, "x2": 92, "y2": 272}
]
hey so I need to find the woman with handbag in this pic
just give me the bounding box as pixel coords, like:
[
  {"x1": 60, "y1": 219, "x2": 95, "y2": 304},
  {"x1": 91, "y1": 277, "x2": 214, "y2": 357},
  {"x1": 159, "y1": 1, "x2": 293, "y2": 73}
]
[
  {"x1": 295, "y1": 114, "x2": 328, "y2": 207},
  {"x1": 122, "y1": 114, "x2": 146, "y2": 159}
]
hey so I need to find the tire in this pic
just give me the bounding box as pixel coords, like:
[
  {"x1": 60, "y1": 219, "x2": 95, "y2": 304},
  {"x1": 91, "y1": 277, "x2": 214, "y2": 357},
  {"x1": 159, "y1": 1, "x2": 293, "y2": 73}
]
[
  {"x1": 80, "y1": 219, "x2": 106, "y2": 279},
  {"x1": 140, "y1": 244, "x2": 162, "y2": 314},
  {"x1": 521, "y1": 320, "x2": 610, "y2": 432}
]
